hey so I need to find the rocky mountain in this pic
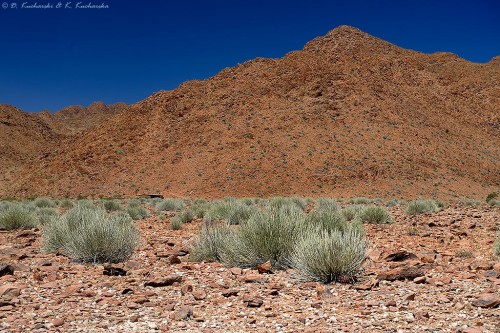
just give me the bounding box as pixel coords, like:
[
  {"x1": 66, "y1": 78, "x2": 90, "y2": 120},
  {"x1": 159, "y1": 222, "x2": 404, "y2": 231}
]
[{"x1": 2, "y1": 26, "x2": 499, "y2": 199}]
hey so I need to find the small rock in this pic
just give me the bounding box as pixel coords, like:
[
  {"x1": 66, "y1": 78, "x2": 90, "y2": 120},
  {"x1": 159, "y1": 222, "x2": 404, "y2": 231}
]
[
  {"x1": 145, "y1": 275, "x2": 182, "y2": 287},
  {"x1": 0, "y1": 264, "x2": 14, "y2": 277},
  {"x1": 52, "y1": 318, "x2": 65, "y2": 327},
  {"x1": 173, "y1": 306, "x2": 193, "y2": 321},
  {"x1": 222, "y1": 289, "x2": 239, "y2": 297},
  {"x1": 385, "y1": 250, "x2": 417, "y2": 262},
  {"x1": 243, "y1": 296, "x2": 264, "y2": 308},
  {"x1": 229, "y1": 267, "x2": 242, "y2": 275},
  {"x1": 180, "y1": 284, "x2": 193, "y2": 295},
  {"x1": 257, "y1": 261, "x2": 272, "y2": 274},
  {"x1": 414, "y1": 311, "x2": 430, "y2": 320},
  {"x1": 103, "y1": 265, "x2": 127, "y2": 276},
  {"x1": 471, "y1": 294, "x2": 500, "y2": 308},
  {"x1": 404, "y1": 293, "x2": 416, "y2": 301},
  {"x1": 377, "y1": 266, "x2": 425, "y2": 281},
  {"x1": 0, "y1": 285, "x2": 20, "y2": 299},
  {"x1": 169, "y1": 256, "x2": 181, "y2": 264},
  {"x1": 192, "y1": 289, "x2": 207, "y2": 300},
  {"x1": 239, "y1": 274, "x2": 266, "y2": 283}
]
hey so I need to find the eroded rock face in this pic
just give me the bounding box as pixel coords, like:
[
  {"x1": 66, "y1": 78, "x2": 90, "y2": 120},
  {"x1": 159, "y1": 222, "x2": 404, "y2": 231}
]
[{"x1": 2, "y1": 25, "x2": 499, "y2": 199}]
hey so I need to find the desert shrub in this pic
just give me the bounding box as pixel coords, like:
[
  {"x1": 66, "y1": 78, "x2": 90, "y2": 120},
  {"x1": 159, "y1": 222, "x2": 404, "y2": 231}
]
[
  {"x1": 223, "y1": 205, "x2": 306, "y2": 269},
  {"x1": 111, "y1": 210, "x2": 133, "y2": 225},
  {"x1": 126, "y1": 204, "x2": 149, "y2": 220},
  {"x1": 292, "y1": 226, "x2": 368, "y2": 283},
  {"x1": 42, "y1": 205, "x2": 138, "y2": 263},
  {"x1": 102, "y1": 199, "x2": 122, "y2": 212},
  {"x1": 0, "y1": 204, "x2": 37, "y2": 230},
  {"x1": 435, "y1": 200, "x2": 447, "y2": 209},
  {"x1": 75, "y1": 199, "x2": 95, "y2": 209},
  {"x1": 461, "y1": 200, "x2": 481, "y2": 207},
  {"x1": 405, "y1": 199, "x2": 438, "y2": 215},
  {"x1": 170, "y1": 217, "x2": 183, "y2": 230},
  {"x1": 36, "y1": 208, "x2": 58, "y2": 225},
  {"x1": 174, "y1": 209, "x2": 195, "y2": 223},
  {"x1": 59, "y1": 199, "x2": 74, "y2": 209},
  {"x1": 386, "y1": 199, "x2": 403, "y2": 208},
  {"x1": 486, "y1": 192, "x2": 498, "y2": 204},
  {"x1": 157, "y1": 198, "x2": 185, "y2": 212},
  {"x1": 267, "y1": 197, "x2": 306, "y2": 211},
  {"x1": 358, "y1": 206, "x2": 392, "y2": 224},
  {"x1": 0, "y1": 201, "x2": 13, "y2": 212},
  {"x1": 349, "y1": 197, "x2": 371, "y2": 205},
  {"x1": 317, "y1": 198, "x2": 339, "y2": 212},
  {"x1": 306, "y1": 208, "x2": 349, "y2": 234},
  {"x1": 190, "y1": 223, "x2": 234, "y2": 262},
  {"x1": 34, "y1": 197, "x2": 56, "y2": 208},
  {"x1": 204, "y1": 200, "x2": 258, "y2": 225},
  {"x1": 341, "y1": 205, "x2": 363, "y2": 221},
  {"x1": 190, "y1": 201, "x2": 210, "y2": 218},
  {"x1": 488, "y1": 200, "x2": 500, "y2": 207}
]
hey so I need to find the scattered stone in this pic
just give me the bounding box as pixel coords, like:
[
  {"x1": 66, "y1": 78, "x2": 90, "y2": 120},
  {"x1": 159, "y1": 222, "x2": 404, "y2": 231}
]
[
  {"x1": 169, "y1": 255, "x2": 181, "y2": 264},
  {"x1": 239, "y1": 274, "x2": 266, "y2": 283},
  {"x1": 243, "y1": 295, "x2": 264, "y2": 308},
  {"x1": 222, "y1": 289, "x2": 239, "y2": 297},
  {"x1": 471, "y1": 294, "x2": 500, "y2": 308},
  {"x1": 145, "y1": 275, "x2": 182, "y2": 287},
  {"x1": 257, "y1": 261, "x2": 272, "y2": 274},
  {"x1": 0, "y1": 264, "x2": 14, "y2": 277},
  {"x1": 180, "y1": 284, "x2": 193, "y2": 295},
  {"x1": 103, "y1": 264, "x2": 127, "y2": 276},
  {"x1": 230, "y1": 267, "x2": 242, "y2": 275},
  {"x1": 0, "y1": 285, "x2": 20, "y2": 299},
  {"x1": 173, "y1": 306, "x2": 193, "y2": 321},
  {"x1": 404, "y1": 293, "x2": 416, "y2": 301},
  {"x1": 192, "y1": 289, "x2": 207, "y2": 300},
  {"x1": 385, "y1": 250, "x2": 417, "y2": 262},
  {"x1": 377, "y1": 266, "x2": 425, "y2": 281},
  {"x1": 413, "y1": 276, "x2": 426, "y2": 284},
  {"x1": 52, "y1": 318, "x2": 65, "y2": 327},
  {"x1": 469, "y1": 261, "x2": 493, "y2": 271}
]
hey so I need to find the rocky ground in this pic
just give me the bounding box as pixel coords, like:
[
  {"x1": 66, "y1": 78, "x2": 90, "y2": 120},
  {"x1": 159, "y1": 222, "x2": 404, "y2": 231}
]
[{"x1": 1, "y1": 205, "x2": 499, "y2": 332}]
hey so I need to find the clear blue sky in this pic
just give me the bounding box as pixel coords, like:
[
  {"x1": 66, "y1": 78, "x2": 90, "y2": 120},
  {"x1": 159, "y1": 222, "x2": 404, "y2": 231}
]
[{"x1": 0, "y1": 0, "x2": 498, "y2": 112}]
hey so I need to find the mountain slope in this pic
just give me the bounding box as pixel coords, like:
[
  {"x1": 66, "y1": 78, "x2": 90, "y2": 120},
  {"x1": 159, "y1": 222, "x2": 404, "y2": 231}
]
[{"x1": 4, "y1": 26, "x2": 499, "y2": 199}]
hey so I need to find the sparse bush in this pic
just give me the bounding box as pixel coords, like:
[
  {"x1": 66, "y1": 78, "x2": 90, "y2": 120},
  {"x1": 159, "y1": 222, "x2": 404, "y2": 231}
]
[
  {"x1": 358, "y1": 206, "x2": 392, "y2": 224},
  {"x1": 306, "y1": 208, "x2": 349, "y2": 234},
  {"x1": 126, "y1": 204, "x2": 149, "y2": 220},
  {"x1": 37, "y1": 208, "x2": 58, "y2": 225},
  {"x1": 174, "y1": 209, "x2": 195, "y2": 223},
  {"x1": 204, "y1": 200, "x2": 258, "y2": 225},
  {"x1": 223, "y1": 205, "x2": 306, "y2": 269},
  {"x1": 341, "y1": 205, "x2": 363, "y2": 221},
  {"x1": 317, "y1": 198, "x2": 339, "y2": 212},
  {"x1": 268, "y1": 197, "x2": 306, "y2": 211},
  {"x1": 170, "y1": 217, "x2": 183, "y2": 230},
  {"x1": 486, "y1": 192, "x2": 498, "y2": 204},
  {"x1": 0, "y1": 204, "x2": 37, "y2": 230},
  {"x1": 157, "y1": 198, "x2": 185, "y2": 212},
  {"x1": 42, "y1": 205, "x2": 138, "y2": 263},
  {"x1": 34, "y1": 197, "x2": 56, "y2": 208},
  {"x1": 102, "y1": 199, "x2": 122, "y2": 212},
  {"x1": 59, "y1": 199, "x2": 74, "y2": 209},
  {"x1": 190, "y1": 223, "x2": 234, "y2": 262},
  {"x1": 386, "y1": 199, "x2": 403, "y2": 208},
  {"x1": 292, "y1": 226, "x2": 367, "y2": 283},
  {"x1": 461, "y1": 200, "x2": 481, "y2": 207},
  {"x1": 405, "y1": 199, "x2": 438, "y2": 215},
  {"x1": 488, "y1": 200, "x2": 500, "y2": 207},
  {"x1": 349, "y1": 197, "x2": 371, "y2": 205}
]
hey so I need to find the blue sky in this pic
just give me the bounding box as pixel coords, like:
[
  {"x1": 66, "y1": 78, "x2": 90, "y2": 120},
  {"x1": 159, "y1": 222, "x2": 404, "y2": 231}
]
[{"x1": 0, "y1": 0, "x2": 498, "y2": 112}]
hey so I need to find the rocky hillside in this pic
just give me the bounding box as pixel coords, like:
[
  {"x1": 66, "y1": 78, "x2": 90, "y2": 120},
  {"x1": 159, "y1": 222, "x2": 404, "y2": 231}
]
[{"x1": 2, "y1": 26, "x2": 499, "y2": 199}]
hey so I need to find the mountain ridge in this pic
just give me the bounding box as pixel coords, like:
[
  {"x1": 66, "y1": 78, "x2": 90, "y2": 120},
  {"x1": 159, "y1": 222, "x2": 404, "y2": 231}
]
[{"x1": 2, "y1": 25, "x2": 498, "y2": 199}]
